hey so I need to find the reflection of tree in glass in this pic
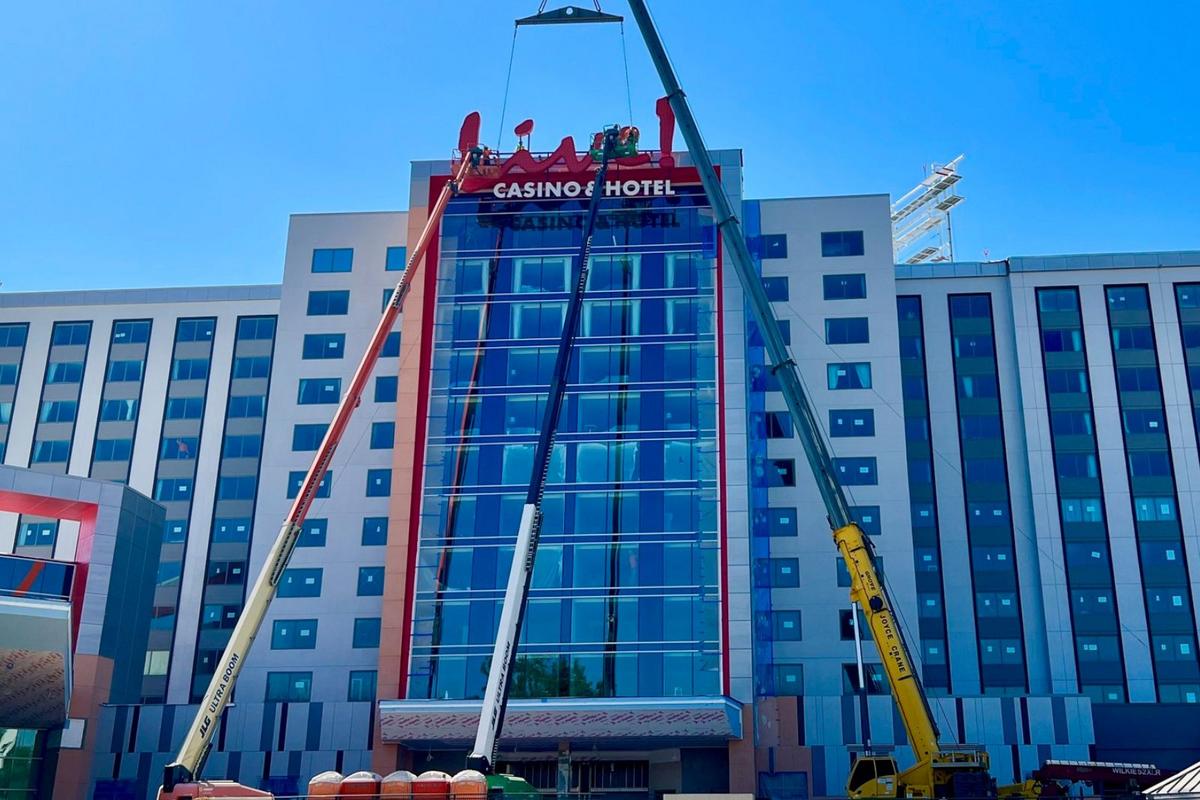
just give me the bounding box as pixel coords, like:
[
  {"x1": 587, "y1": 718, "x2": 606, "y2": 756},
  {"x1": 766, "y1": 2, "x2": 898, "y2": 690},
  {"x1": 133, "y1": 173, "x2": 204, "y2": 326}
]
[{"x1": 506, "y1": 657, "x2": 605, "y2": 698}]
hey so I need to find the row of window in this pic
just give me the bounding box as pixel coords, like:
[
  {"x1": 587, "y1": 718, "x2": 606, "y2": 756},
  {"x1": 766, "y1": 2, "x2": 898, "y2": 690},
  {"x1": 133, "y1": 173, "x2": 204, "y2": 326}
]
[
  {"x1": 264, "y1": 669, "x2": 377, "y2": 703},
  {"x1": 271, "y1": 617, "x2": 380, "y2": 649},
  {"x1": 310, "y1": 246, "x2": 406, "y2": 274}
]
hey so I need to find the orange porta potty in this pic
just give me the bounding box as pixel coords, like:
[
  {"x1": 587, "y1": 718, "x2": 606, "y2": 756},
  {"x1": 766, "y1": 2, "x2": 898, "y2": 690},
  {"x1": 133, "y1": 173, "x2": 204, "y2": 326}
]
[
  {"x1": 341, "y1": 770, "x2": 382, "y2": 798},
  {"x1": 450, "y1": 769, "x2": 488, "y2": 800},
  {"x1": 381, "y1": 770, "x2": 417, "y2": 800},
  {"x1": 413, "y1": 770, "x2": 452, "y2": 800},
  {"x1": 308, "y1": 770, "x2": 344, "y2": 799}
]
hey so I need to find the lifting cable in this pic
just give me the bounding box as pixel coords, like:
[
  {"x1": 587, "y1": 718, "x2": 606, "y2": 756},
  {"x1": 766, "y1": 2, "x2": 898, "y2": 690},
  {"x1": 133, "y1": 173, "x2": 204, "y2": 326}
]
[
  {"x1": 619, "y1": 21, "x2": 634, "y2": 126},
  {"x1": 496, "y1": 24, "x2": 520, "y2": 149},
  {"x1": 497, "y1": 2, "x2": 636, "y2": 149}
]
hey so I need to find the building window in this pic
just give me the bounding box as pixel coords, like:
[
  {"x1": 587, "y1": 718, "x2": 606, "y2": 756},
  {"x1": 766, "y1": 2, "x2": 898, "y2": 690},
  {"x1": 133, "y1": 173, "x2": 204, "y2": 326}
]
[
  {"x1": 829, "y1": 409, "x2": 875, "y2": 437},
  {"x1": 366, "y1": 468, "x2": 391, "y2": 497},
  {"x1": 172, "y1": 358, "x2": 210, "y2": 381},
  {"x1": 232, "y1": 356, "x2": 270, "y2": 379},
  {"x1": 839, "y1": 608, "x2": 870, "y2": 641},
  {"x1": 165, "y1": 396, "x2": 204, "y2": 419},
  {"x1": 106, "y1": 360, "x2": 144, "y2": 382},
  {"x1": 237, "y1": 317, "x2": 276, "y2": 340},
  {"x1": 161, "y1": 436, "x2": 199, "y2": 459},
  {"x1": 297, "y1": 378, "x2": 340, "y2": 405},
  {"x1": 228, "y1": 394, "x2": 266, "y2": 418},
  {"x1": 216, "y1": 475, "x2": 257, "y2": 500},
  {"x1": 772, "y1": 611, "x2": 802, "y2": 641},
  {"x1": 94, "y1": 438, "x2": 133, "y2": 461},
  {"x1": 357, "y1": 566, "x2": 384, "y2": 596},
  {"x1": 764, "y1": 458, "x2": 796, "y2": 487},
  {"x1": 212, "y1": 518, "x2": 251, "y2": 542},
  {"x1": 821, "y1": 230, "x2": 865, "y2": 258},
  {"x1": 348, "y1": 670, "x2": 378, "y2": 701},
  {"x1": 110, "y1": 319, "x2": 150, "y2": 345},
  {"x1": 762, "y1": 507, "x2": 797, "y2": 537},
  {"x1": 176, "y1": 318, "x2": 215, "y2": 342},
  {"x1": 385, "y1": 246, "x2": 407, "y2": 272},
  {"x1": 353, "y1": 617, "x2": 381, "y2": 648},
  {"x1": 38, "y1": 400, "x2": 77, "y2": 423},
  {"x1": 266, "y1": 671, "x2": 312, "y2": 702},
  {"x1": 842, "y1": 663, "x2": 887, "y2": 694},
  {"x1": 823, "y1": 273, "x2": 867, "y2": 300},
  {"x1": 18, "y1": 522, "x2": 57, "y2": 547},
  {"x1": 381, "y1": 331, "x2": 401, "y2": 358},
  {"x1": 827, "y1": 362, "x2": 871, "y2": 390},
  {"x1": 370, "y1": 422, "x2": 395, "y2": 449},
  {"x1": 51, "y1": 322, "x2": 91, "y2": 346},
  {"x1": 773, "y1": 664, "x2": 803, "y2": 695},
  {"x1": 287, "y1": 470, "x2": 331, "y2": 499},
  {"x1": 375, "y1": 376, "x2": 398, "y2": 402},
  {"x1": 0, "y1": 324, "x2": 29, "y2": 348},
  {"x1": 362, "y1": 517, "x2": 388, "y2": 545},
  {"x1": 307, "y1": 290, "x2": 350, "y2": 316},
  {"x1": 825, "y1": 317, "x2": 869, "y2": 345},
  {"x1": 271, "y1": 619, "x2": 317, "y2": 649},
  {"x1": 100, "y1": 398, "x2": 138, "y2": 421},
  {"x1": 752, "y1": 411, "x2": 793, "y2": 439},
  {"x1": 154, "y1": 477, "x2": 192, "y2": 502},
  {"x1": 756, "y1": 557, "x2": 800, "y2": 588},
  {"x1": 278, "y1": 568, "x2": 323, "y2": 598},
  {"x1": 312, "y1": 248, "x2": 353, "y2": 273},
  {"x1": 299, "y1": 518, "x2": 327, "y2": 547},
  {"x1": 302, "y1": 333, "x2": 345, "y2": 359},
  {"x1": 851, "y1": 505, "x2": 882, "y2": 536},
  {"x1": 760, "y1": 234, "x2": 788, "y2": 259},
  {"x1": 833, "y1": 457, "x2": 877, "y2": 485},
  {"x1": 292, "y1": 423, "x2": 329, "y2": 451},
  {"x1": 763, "y1": 276, "x2": 789, "y2": 301}
]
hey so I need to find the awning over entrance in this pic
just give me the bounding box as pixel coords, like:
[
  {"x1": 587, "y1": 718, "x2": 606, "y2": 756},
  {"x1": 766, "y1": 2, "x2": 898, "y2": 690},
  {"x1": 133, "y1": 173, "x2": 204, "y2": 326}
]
[{"x1": 379, "y1": 696, "x2": 743, "y2": 746}]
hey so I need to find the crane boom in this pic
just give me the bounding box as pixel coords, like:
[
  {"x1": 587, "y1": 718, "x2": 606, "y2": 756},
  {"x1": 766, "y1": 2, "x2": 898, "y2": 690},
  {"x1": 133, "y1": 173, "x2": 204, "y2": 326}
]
[
  {"x1": 159, "y1": 119, "x2": 480, "y2": 797},
  {"x1": 626, "y1": 0, "x2": 942, "y2": 772},
  {"x1": 467, "y1": 126, "x2": 621, "y2": 775}
]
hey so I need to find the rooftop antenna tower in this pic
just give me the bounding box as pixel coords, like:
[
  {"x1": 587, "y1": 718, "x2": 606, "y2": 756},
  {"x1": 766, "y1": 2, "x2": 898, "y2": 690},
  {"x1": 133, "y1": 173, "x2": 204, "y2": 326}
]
[{"x1": 891, "y1": 155, "x2": 964, "y2": 264}]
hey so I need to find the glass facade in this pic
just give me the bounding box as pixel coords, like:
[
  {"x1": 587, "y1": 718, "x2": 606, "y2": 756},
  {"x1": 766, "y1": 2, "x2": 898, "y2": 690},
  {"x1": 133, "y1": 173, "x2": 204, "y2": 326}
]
[
  {"x1": 191, "y1": 315, "x2": 278, "y2": 701},
  {"x1": 1105, "y1": 285, "x2": 1199, "y2": 702},
  {"x1": 1035, "y1": 288, "x2": 1125, "y2": 702},
  {"x1": 897, "y1": 296, "x2": 951, "y2": 692},
  {"x1": 407, "y1": 185, "x2": 722, "y2": 701},
  {"x1": 947, "y1": 293, "x2": 1027, "y2": 694},
  {"x1": 142, "y1": 317, "x2": 218, "y2": 701}
]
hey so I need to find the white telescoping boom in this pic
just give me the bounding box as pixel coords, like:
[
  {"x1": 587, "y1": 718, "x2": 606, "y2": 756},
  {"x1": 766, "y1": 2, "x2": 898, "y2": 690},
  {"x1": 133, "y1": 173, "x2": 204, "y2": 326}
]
[{"x1": 158, "y1": 115, "x2": 483, "y2": 800}]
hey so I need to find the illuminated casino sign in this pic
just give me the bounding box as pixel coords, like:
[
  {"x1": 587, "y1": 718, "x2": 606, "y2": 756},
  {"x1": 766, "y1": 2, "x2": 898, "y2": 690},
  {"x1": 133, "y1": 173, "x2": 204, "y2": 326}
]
[{"x1": 490, "y1": 178, "x2": 677, "y2": 199}]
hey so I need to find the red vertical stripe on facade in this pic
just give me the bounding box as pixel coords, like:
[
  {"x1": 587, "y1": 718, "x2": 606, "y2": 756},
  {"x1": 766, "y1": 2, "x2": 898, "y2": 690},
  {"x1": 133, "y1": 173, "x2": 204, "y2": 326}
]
[{"x1": 395, "y1": 175, "x2": 450, "y2": 699}]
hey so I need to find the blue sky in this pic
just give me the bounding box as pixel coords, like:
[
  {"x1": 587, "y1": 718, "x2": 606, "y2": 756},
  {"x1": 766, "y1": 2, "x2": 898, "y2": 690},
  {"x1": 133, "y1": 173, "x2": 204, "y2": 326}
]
[{"x1": 2, "y1": 1, "x2": 1198, "y2": 291}]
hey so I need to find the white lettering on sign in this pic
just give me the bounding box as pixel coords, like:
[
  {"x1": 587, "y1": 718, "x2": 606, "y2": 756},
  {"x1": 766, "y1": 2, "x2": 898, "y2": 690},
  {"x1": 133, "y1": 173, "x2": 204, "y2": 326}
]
[{"x1": 490, "y1": 179, "x2": 676, "y2": 200}]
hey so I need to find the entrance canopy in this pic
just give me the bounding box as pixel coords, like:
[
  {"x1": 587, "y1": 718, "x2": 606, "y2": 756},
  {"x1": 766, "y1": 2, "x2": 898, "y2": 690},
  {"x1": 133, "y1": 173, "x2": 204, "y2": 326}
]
[{"x1": 379, "y1": 696, "x2": 742, "y2": 748}]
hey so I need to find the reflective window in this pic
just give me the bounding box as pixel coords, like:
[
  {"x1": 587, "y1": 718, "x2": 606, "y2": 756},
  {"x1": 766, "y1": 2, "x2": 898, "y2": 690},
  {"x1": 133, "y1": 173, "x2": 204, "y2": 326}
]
[
  {"x1": 820, "y1": 230, "x2": 864, "y2": 258},
  {"x1": 312, "y1": 247, "x2": 353, "y2": 273},
  {"x1": 271, "y1": 619, "x2": 318, "y2": 649},
  {"x1": 823, "y1": 273, "x2": 866, "y2": 300},
  {"x1": 266, "y1": 671, "x2": 312, "y2": 702},
  {"x1": 298, "y1": 378, "x2": 340, "y2": 404},
  {"x1": 827, "y1": 362, "x2": 871, "y2": 390},
  {"x1": 825, "y1": 317, "x2": 869, "y2": 345},
  {"x1": 385, "y1": 246, "x2": 407, "y2": 272},
  {"x1": 302, "y1": 333, "x2": 345, "y2": 359}
]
